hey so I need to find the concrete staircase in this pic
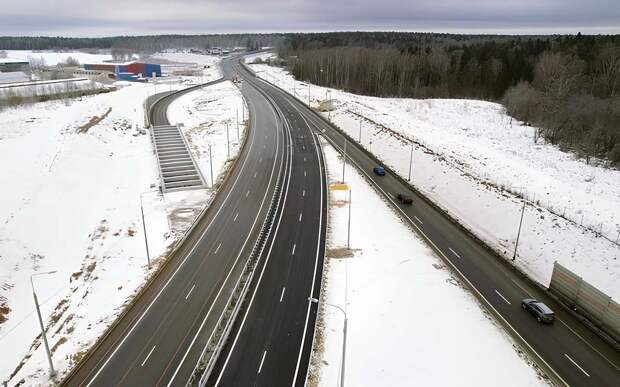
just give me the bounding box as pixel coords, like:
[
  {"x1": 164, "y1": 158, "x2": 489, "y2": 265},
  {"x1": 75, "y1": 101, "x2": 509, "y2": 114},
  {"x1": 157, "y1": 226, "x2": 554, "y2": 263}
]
[{"x1": 150, "y1": 125, "x2": 205, "y2": 191}]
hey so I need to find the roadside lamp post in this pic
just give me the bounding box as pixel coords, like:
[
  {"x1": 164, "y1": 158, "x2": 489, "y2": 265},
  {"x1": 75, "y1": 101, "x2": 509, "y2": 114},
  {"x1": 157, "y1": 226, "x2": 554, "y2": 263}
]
[
  {"x1": 226, "y1": 122, "x2": 230, "y2": 159},
  {"x1": 308, "y1": 84, "x2": 311, "y2": 107},
  {"x1": 139, "y1": 192, "x2": 152, "y2": 269},
  {"x1": 209, "y1": 144, "x2": 214, "y2": 188},
  {"x1": 358, "y1": 120, "x2": 362, "y2": 143},
  {"x1": 347, "y1": 189, "x2": 352, "y2": 249},
  {"x1": 308, "y1": 297, "x2": 347, "y2": 387},
  {"x1": 513, "y1": 201, "x2": 526, "y2": 261},
  {"x1": 342, "y1": 139, "x2": 347, "y2": 183},
  {"x1": 31, "y1": 271, "x2": 57, "y2": 378},
  {"x1": 408, "y1": 144, "x2": 414, "y2": 182}
]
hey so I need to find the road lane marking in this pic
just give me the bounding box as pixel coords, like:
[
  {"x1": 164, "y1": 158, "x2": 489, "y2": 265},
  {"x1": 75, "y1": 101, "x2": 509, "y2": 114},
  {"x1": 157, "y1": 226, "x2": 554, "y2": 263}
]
[
  {"x1": 254, "y1": 171, "x2": 257, "y2": 178},
  {"x1": 292, "y1": 244, "x2": 296, "y2": 255},
  {"x1": 495, "y1": 290, "x2": 511, "y2": 305},
  {"x1": 299, "y1": 213, "x2": 303, "y2": 222},
  {"x1": 258, "y1": 350, "x2": 267, "y2": 374},
  {"x1": 302, "y1": 189, "x2": 306, "y2": 197},
  {"x1": 564, "y1": 354, "x2": 590, "y2": 377},
  {"x1": 303, "y1": 157, "x2": 306, "y2": 162},
  {"x1": 214, "y1": 242, "x2": 222, "y2": 254},
  {"x1": 556, "y1": 318, "x2": 620, "y2": 371},
  {"x1": 185, "y1": 284, "x2": 196, "y2": 300},
  {"x1": 304, "y1": 170, "x2": 307, "y2": 177},
  {"x1": 141, "y1": 345, "x2": 156, "y2": 367},
  {"x1": 280, "y1": 287, "x2": 286, "y2": 302},
  {"x1": 448, "y1": 247, "x2": 461, "y2": 259},
  {"x1": 246, "y1": 190, "x2": 250, "y2": 197},
  {"x1": 414, "y1": 216, "x2": 423, "y2": 224},
  {"x1": 233, "y1": 212, "x2": 239, "y2": 222}
]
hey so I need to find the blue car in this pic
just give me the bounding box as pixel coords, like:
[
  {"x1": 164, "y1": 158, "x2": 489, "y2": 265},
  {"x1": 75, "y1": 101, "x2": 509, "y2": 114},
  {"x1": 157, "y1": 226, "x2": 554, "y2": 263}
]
[{"x1": 373, "y1": 166, "x2": 385, "y2": 176}]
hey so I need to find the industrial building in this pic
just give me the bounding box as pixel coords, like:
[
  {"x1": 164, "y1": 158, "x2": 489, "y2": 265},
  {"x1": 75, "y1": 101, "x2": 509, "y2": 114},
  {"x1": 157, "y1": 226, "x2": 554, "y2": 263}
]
[
  {"x1": 0, "y1": 60, "x2": 30, "y2": 73},
  {"x1": 83, "y1": 62, "x2": 161, "y2": 81}
]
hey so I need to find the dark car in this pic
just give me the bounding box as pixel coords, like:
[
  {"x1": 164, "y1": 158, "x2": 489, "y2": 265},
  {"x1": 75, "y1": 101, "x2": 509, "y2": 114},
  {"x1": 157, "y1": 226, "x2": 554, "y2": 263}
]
[
  {"x1": 373, "y1": 166, "x2": 386, "y2": 176},
  {"x1": 397, "y1": 193, "x2": 413, "y2": 205},
  {"x1": 521, "y1": 298, "x2": 555, "y2": 324}
]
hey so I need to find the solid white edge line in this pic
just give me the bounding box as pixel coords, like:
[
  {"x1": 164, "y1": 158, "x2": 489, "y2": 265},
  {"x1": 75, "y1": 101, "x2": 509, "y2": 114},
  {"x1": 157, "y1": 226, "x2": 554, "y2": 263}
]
[
  {"x1": 185, "y1": 284, "x2": 196, "y2": 300},
  {"x1": 85, "y1": 82, "x2": 264, "y2": 386},
  {"x1": 291, "y1": 111, "x2": 325, "y2": 386},
  {"x1": 495, "y1": 289, "x2": 511, "y2": 305},
  {"x1": 556, "y1": 318, "x2": 619, "y2": 371},
  {"x1": 214, "y1": 92, "x2": 295, "y2": 386},
  {"x1": 564, "y1": 353, "x2": 590, "y2": 377},
  {"x1": 141, "y1": 345, "x2": 156, "y2": 367},
  {"x1": 258, "y1": 350, "x2": 267, "y2": 374},
  {"x1": 170, "y1": 83, "x2": 285, "y2": 387}
]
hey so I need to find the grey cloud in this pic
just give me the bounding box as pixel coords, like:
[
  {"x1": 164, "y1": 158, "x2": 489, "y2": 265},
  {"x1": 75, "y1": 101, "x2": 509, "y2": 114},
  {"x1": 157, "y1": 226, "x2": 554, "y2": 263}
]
[{"x1": 0, "y1": 0, "x2": 618, "y2": 36}]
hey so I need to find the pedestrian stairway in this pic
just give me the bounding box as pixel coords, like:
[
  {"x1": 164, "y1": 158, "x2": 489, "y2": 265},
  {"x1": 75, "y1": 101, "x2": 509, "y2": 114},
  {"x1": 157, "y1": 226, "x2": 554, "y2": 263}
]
[{"x1": 150, "y1": 125, "x2": 204, "y2": 191}]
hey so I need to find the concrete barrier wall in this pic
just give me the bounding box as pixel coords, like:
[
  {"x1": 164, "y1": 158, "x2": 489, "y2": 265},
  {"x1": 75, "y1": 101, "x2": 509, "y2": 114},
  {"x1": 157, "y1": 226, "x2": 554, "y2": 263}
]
[{"x1": 549, "y1": 262, "x2": 620, "y2": 343}]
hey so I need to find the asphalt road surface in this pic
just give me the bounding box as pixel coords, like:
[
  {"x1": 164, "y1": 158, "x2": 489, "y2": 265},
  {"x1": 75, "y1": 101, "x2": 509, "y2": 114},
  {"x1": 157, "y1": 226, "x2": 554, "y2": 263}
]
[
  {"x1": 61, "y1": 63, "x2": 294, "y2": 386},
  {"x1": 226, "y1": 58, "x2": 620, "y2": 387},
  {"x1": 208, "y1": 59, "x2": 327, "y2": 387}
]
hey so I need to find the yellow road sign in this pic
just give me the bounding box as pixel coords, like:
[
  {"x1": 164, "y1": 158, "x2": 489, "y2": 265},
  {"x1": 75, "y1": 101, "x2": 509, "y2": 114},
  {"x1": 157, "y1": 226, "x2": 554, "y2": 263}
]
[{"x1": 330, "y1": 183, "x2": 349, "y2": 191}]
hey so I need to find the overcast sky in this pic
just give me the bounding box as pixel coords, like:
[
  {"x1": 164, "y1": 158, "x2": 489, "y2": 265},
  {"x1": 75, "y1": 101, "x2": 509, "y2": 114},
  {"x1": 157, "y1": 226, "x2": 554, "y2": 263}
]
[{"x1": 1, "y1": 0, "x2": 619, "y2": 36}]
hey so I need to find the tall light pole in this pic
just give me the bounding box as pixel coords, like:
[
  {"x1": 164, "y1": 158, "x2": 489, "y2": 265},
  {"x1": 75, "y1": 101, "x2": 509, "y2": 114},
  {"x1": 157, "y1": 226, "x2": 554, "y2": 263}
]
[
  {"x1": 513, "y1": 202, "x2": 526, "y2": 261},
  {"x1": 341, "y1": 139, "x2": 347, "y2": 183},
  {"x1": 308, "y1": 84, "x2": 311, "y2": 107},
  {"x1": 139, "y1": 192, "x2": 152, "y2": 269},
  {"x1": 309, "y1": 297, "x2": 346, "y2": 387},
  {"x1": 226, "y1": 122, "x2": 230, "y2": 159},
  {"x1": 209, "y1": 144, "x2": 214, "y2": 187},
  {"x1": 31, "y1": 271, "x2": 57, "y2": 378},
  {"x1": 358, "y1": 120, "x2": 362, "y2": 143},
  {"x1": 408, "y1": 144, "x2": 413, "y2": 182},
  {"x1": 347, "y1": 189, "x2": 352, "y2": 249}
]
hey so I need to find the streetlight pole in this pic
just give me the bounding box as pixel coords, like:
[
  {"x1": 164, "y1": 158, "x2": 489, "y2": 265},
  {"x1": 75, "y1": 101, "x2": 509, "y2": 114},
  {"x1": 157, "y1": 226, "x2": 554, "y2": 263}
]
[
  {"x1": 308, "y1": 84, "x2": 311, "y2": 107},
  {"x1": 342, "y1": 139, "x2": 347, "y2": 183},
  {"x1": 347, "y1": 189, "x2": 352, "y2": 249},
  {"x1": 408, "y1": 144, "x2": 413, "y2": 182},
  {"x1": 209, "y1": 144, "x2": 214, "y2": 187},
  {"x1": 31, "y1": 272, "x2": 57, "y2": 378},
  {"x1": 513, "y1": 202, "x2": 526, "y2": 261},
  {"x1": 358, "y1": 120, "x2": 362, "y2": 143},
  {"x1": 139, "y1": 192, "x2": 151, "y2": 269},
  {"x1": 226, "y1": 122, "x2": 230, "y2": 159},
  {"x1": 309, "y1": 297, "x2": 346, "y2": 387}
]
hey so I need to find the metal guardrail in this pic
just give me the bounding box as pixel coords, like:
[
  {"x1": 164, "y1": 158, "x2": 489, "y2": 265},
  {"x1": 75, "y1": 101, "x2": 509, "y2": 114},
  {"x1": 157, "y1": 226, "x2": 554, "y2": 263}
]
[{"x1": 549, "y1": 262, "x2": 620, "y2": 345}]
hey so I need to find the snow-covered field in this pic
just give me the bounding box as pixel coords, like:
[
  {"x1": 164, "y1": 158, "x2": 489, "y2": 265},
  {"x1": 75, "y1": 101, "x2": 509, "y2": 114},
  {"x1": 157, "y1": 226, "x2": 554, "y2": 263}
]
[
  {"x1": 243, "y1": 51, "x2": 276, "y2": 63},
  {"x1": 167, "y1": 80, "x2": 247, "y2": 188},
  {"x1": 310, "y1": 142, "x2": 547, "y2": 386},
  {"x1": 0, "y1": 54, "x2": 244, "y2": 385},
  {"x1": 248, "y1": 63, "x2": 620, "y2": 299},
  {"x1": 2, "y1": 50, "x2": 112, "y2": 66}
]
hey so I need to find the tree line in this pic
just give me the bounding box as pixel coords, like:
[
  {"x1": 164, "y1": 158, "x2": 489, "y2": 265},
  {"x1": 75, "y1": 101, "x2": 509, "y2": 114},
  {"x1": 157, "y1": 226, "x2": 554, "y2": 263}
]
[{"x1": 277, "y1": 32, "x2": 620, "y2": 165}]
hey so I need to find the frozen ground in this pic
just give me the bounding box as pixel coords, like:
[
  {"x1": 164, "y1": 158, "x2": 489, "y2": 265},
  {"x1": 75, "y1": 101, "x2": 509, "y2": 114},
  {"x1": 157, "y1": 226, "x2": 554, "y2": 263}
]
[
  {"x1": 0, "y1": 56, "x2": 244, "y2": 385},
  {"x1": 2, "y1": 50, "x2": 112, "y2": 66},
  {"x1": 249, "y1": 63, "x2": 620, "y2": 299},
  {"x1": 168, "y1": 80, "x2": 247, "y2": 188},
  {"x1": 309, "y1": 142, "x2": 547, "y2": 387}
]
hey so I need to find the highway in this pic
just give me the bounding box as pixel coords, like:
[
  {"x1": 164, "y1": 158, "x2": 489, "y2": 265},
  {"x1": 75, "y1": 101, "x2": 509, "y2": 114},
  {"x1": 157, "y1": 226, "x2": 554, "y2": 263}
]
[
  {"x1": 60, "y1": 61, "x2": 302, "y2": 386},
  {"x1": 223, "y1": 58, "x2": 620, "y2": 387}
]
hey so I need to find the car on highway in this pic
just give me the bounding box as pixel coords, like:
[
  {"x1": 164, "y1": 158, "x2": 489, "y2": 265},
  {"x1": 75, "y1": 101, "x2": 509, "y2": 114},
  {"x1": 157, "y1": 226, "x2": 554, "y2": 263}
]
[
  {"x1": 521, "y1": 298, "x2": 555, "y2": 323},
  {"x1": 373, "y1": 166, "x2": 386, "y2": 176},
  {"x1": 397, "y1": 193, "x2": 413, "y2": 205}
]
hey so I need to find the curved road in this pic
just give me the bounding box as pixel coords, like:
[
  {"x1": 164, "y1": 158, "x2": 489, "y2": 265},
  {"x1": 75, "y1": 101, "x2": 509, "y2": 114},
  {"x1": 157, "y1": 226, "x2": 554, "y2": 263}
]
[{"x1": 226, "y1": 60, "x2": 620, "y2": 387}]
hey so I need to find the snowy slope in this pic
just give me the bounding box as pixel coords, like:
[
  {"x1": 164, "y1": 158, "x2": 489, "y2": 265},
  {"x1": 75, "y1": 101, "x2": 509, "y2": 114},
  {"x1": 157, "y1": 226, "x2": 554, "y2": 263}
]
[
  {"x1": 248, "y1": 63, "x2": 620, "y2": 299},
  {"x1": 0, "y1": 59, "x2": 245, "y2": 385},
  {"x1": 310, "y1": 142, "x2": 547, "y2": 387}
]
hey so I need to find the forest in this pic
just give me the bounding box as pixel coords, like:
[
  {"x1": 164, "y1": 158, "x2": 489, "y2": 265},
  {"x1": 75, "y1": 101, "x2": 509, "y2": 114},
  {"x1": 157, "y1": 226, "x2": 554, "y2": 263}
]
[
  {"x1": 278, "y1": 33, "x2": 620, "y2": 165},
  {"x1": 1, "y1": 32, "x2": 618, "y2": 164}
]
